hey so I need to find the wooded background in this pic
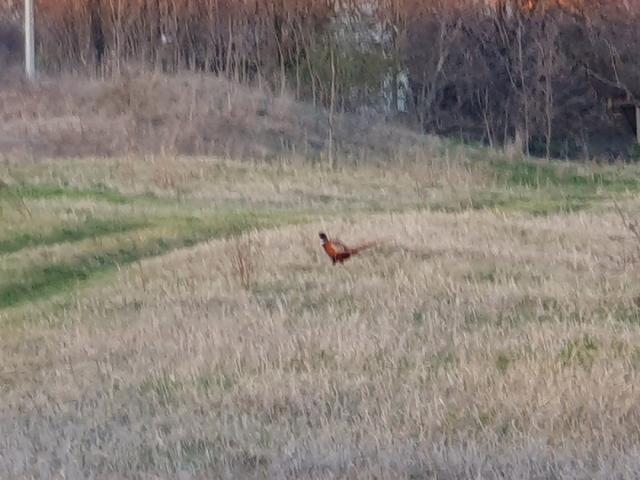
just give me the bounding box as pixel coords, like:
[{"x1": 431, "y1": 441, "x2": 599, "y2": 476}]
[{"x1": 1, "y1": 0, "x2": 639, "y2": 158}]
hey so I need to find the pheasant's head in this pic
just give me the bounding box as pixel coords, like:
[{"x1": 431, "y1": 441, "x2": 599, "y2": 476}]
[{"x1": 319, "y1": 232, "x2": 328, "y2": 245}]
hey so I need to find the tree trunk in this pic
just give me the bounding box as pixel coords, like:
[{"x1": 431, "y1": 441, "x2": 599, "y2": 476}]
[{"x1": 636, "y1": 105, "x2": 640, "y2": 145}]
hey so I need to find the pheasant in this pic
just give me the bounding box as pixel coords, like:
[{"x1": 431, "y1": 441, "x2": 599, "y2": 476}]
[{"x1": 319, "y1": 232, "x2": 377, "y2": 264}]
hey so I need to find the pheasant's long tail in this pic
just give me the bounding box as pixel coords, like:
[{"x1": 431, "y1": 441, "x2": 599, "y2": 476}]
[{"x1": 351, "y1": 241, "x2": 379, "y2": 255}]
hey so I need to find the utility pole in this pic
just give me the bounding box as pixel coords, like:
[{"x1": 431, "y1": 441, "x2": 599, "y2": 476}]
[{"x1": 25, "y1": 0, "x2": 35, "y2": 80}]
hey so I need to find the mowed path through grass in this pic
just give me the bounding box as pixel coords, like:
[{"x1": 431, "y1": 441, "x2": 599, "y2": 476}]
[
  {"x1": 0, "y1": 153, "x2": 449, "y2": 320},
  {"x1": 0, "y1": 182, "x2": 309, "y2": 314},
  {"x1": 2, "y1": 154, "x2": 639, "y2": 326},
  {"x1": 2, "y1": 154, "x2": 640, "y2": 478}
]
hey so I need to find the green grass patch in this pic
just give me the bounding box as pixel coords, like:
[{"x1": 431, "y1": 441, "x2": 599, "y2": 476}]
[
  {"x1": 495, "y1": 353, "x2": 511, "y2": 374},
  {"x1": 431, "y1": 189, "x2": 591, "y2": 216},
  {"x1": 493, "y1": 160, "x2": 640, "y2": 193},
  {"x1": 1, "y1": 183, "x2": 134, "y2": 204},
  {"x1": 426, "y1": 158, "x2": 640, "y2": 216},
  {"x1": 0, "y1": 218, "x2": 147, "y2": 255},
  {"x1": 429, "y1": 350, "x2": 458, "y2": 372},
  {"x1": 427, "y1": 157, "x2": 640, "y2": 216},
  {"x1": 139, "y1": 372, "x2": 184, "y2": 408},
  {"x1": 0, "y1": 174, "x2": 315, "y2": 315},
  {"x1": 559, "y1": 334, "x2": 598, "y2": 370},
  {"x1": 0, "y1": 211, "x2": 299, "y2": 310}
]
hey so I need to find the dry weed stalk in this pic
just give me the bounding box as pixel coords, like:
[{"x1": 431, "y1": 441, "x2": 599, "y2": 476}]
[
  {"x1": 229, "y1": 233, "x2": 260, "y2": 290},
  {"x1": 0, "y1": 179, "x2": 32, "y2": 218},
  {"x1": 614, "y1": 200, "x2": 640, "y2": 263}
]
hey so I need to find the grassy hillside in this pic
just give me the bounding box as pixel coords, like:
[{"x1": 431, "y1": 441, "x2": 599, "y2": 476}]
[
  {"x1": 3, "y1": 76, "x2": 640, "y2": 478},
  {"x1": 3, "y1": 152, "x2": 640, "y2": 478},
  {"x1": 0, "y1": 74, "x2": 429, "y2": 164}
]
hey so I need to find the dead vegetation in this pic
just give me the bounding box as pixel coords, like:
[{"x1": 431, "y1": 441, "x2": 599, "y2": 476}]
[
  {"x1": 1, "y1": 144, "x2": 640, "y2": 478},
  {"x1": 4, "y1": 0, "x2": 640, "y2": 157},
  {"x1": 0, "y1": 73, "x2": 434, "y2": 164},
  {"x1": 2, "y1": 64, "x2": 640, "y2": 478},
  {"x1": 3, "y1": 205, "x2": 640, "y2": 478},
  {"x1": 229, "y1": 233, "x2": 261, "y2": 291}
]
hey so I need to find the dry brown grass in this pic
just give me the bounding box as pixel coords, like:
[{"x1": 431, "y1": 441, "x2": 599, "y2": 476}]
[
  {"x1": 0, "y1": 73, "x2": 436, "y2": 166},
  {"x1": 229, "y1": 232, "x2": 262, "y2": 291},
  {"x1": 3, "y1": 74, "x2": 640, "y2": 478},
  {"x1": 2, "y1": 202, "x2": 640, "y2": 478}
]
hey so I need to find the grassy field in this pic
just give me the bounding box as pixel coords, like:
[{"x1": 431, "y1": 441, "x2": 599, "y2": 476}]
[{"x1": 2, "y1": 152, "x2": 640, "y2": 479}]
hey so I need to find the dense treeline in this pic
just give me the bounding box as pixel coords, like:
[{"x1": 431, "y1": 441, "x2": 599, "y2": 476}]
[{"x1": 1, "y1": 0, "x2": 639, "y2": 157}]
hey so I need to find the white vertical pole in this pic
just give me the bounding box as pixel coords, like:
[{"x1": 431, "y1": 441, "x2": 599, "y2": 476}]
[
  {"x1": 25, "y1": 0, "x2": 36, "y2": 80},
  {"x1": 636, "y1": 105, "x2": 640, "y2": 145}
]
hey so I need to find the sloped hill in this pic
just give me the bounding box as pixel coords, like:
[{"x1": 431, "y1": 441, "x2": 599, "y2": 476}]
[{"x1": 0, "y1": 73, "x2": 433, "y2": 163}]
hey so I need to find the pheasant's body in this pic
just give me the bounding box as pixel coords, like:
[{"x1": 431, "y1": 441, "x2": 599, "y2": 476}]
[{"x1": 319, "y1": 232, "x2": 377, "y2": 264}]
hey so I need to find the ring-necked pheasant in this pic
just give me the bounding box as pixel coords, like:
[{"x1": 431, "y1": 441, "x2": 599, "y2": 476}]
[{"x1": 319, "y1": 232, "x2": 377, "y2": 264}]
